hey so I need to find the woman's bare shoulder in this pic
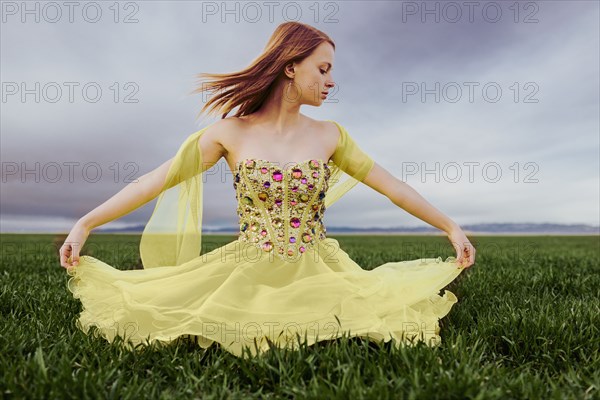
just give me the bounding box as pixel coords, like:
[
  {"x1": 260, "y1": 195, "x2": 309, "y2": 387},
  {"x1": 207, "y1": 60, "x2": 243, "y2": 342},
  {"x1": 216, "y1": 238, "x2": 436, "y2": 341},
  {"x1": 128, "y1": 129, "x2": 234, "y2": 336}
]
[
  {"x1": 314, "y1": 118, "x2": 342, "y2": 154},
  {"x1": 204, "y1": 116, "x2": 244, "y2": 136},
  {"x1": 200, "y1": 117, "x2": 244, "y2": 146}
]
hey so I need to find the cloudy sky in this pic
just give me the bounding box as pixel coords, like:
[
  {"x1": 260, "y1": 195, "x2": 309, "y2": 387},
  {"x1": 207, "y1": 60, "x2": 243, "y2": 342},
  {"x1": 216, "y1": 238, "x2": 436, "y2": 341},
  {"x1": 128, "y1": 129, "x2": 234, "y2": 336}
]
[{"x1": 1, "y1": 0, "x2": 598, "y2": 233}]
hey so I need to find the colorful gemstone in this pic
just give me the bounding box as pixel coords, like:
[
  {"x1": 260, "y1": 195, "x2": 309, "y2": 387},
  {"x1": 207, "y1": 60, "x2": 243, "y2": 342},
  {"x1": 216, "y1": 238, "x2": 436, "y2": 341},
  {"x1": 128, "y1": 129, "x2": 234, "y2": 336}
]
[
  {"x1": 275, "y1": 198, "x2": 283, "y2": 207},
  {"x1": 301, "y1": 178, "x2": 308, "y2": 184},
  {"x1": 261, "y1": 167, "x2": 268, "y2": 174},
  {"x1": 240, "y1": 222, "x2": 248, "y2": 232},
  {"x1": 273, "y1": 171, "x2": 283, "y2": 181},
  {"x1": 289, "y1": 236, "x2": 296, "y2": 243},
  {"x1": 291, "y1": 169, "x2": 302, "y2": 179},
  {"x1": 299, "y1": 194, "x2": 309, "y2": 202},
  {"x1": 258, "y1": 192, "x2": 268, "y2": 201},
  {"x1": 262, "y1": 241, "x2": 273, "y2": 252},
  {"x1": 308, "y1": 184, "x2": 314, "y2": 190},
  {"x1": 263, "y1": 181, "x2": 271, "y2": 188},
  {"x1": 291, "y1": 186, "x2": 298, "y2": 192},
  {"x1": 312, "y1": 171, "x2": 319, "y2": 178},
  {"x1": 302, "y1": 233, "x2": 312, "y2": 242},
  {"x1": 290, "y1": 200, "x2": 297, "y2": 206},
  {"x1": 287, "y1": 249, "x2": 294, "y2": 256},
  {"x1": 290, "y1": 218, "x2": 300, "y2": 228},
  {"x1": 299, "y1": 246, "x2": 306, "y2": 253},
  {"x1": 260, "y1": 229, "x2": 267, "y2": 236},
  {"x1": 245, "y1": 160, "x2": 256, "y2": 169},
  {"x1": 242, "y1": 196, "x2": 253, "y2": 206},
  {"x1": 309, "y1": 160, "x2": 319, "y2": 169}
]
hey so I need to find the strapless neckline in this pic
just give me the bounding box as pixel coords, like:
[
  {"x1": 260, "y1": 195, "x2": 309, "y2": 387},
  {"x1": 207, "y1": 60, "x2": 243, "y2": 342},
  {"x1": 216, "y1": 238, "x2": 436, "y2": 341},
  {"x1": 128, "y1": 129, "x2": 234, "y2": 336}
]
[{"x1": 235, "y1": 158, "x2": 329, "y2": 171}]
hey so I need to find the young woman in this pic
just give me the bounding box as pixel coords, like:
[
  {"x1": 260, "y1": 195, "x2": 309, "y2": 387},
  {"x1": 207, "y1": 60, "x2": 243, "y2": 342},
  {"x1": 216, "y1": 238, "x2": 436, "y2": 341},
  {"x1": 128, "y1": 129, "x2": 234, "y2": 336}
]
[{"x1": 60, "y1": 21, "x2": 475, "y2": 358}]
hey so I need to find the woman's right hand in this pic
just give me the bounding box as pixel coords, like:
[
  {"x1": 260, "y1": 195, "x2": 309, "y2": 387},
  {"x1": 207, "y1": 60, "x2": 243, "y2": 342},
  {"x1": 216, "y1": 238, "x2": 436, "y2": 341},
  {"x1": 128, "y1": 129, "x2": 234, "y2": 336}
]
[{"x1": 59, "y1": 220, "x2": 90, "y2": 269}]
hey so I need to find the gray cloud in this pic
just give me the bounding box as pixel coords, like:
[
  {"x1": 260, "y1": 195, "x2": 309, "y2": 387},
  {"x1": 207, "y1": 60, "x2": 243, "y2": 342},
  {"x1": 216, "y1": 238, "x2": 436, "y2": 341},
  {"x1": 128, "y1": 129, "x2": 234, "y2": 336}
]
[{"x1": 1, "y1": 1, "x2": 598, "y2": 233}]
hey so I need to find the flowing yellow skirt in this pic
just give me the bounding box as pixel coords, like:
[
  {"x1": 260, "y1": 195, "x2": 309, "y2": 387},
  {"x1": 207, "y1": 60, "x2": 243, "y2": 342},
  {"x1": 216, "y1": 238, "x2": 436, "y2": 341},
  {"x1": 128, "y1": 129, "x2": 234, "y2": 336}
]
[{"x1": 66, "y1": 237, "x2": 466, "y2": 358}]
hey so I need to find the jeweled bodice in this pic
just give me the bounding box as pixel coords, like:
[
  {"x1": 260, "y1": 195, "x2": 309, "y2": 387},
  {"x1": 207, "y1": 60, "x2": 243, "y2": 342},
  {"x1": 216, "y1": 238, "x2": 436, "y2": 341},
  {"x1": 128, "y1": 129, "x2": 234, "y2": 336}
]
[{"x1": 233, "y1": 158, "x2": 330, "y2": 261}]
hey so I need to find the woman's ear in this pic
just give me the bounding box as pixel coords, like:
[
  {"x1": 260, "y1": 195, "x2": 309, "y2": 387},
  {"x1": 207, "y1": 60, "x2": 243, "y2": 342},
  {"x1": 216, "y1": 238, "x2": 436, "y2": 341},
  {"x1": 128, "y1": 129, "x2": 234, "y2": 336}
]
[{"x1": 283, "y1": 62, "x2": 296, "y2": 79}]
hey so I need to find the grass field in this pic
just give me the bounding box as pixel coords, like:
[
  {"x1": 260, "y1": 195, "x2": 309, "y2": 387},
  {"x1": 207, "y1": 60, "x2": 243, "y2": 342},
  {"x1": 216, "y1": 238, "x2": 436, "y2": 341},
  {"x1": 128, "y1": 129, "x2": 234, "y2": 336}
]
[{"x1": 1, "y1": 233, "x2": 598, "y2": 399}]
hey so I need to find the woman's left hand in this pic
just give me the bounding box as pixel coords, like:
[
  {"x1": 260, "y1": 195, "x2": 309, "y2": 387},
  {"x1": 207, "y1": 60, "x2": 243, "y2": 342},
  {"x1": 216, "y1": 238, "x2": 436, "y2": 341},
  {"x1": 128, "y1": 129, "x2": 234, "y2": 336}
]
[{"x1": 447, "y1": 227, "x2": 476, "y2": 268}]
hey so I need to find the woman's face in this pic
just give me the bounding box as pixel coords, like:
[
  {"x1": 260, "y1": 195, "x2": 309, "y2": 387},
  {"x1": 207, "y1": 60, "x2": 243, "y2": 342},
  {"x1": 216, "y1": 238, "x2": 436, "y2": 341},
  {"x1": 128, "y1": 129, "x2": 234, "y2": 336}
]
[{"x1": 290, "y1": 42, "x2": 335, "y2": 106}]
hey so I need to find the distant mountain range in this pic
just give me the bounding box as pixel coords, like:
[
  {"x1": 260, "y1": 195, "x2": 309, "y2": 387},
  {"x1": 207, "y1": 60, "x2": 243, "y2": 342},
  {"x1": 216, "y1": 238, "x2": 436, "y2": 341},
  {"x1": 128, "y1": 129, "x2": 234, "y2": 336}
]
[{"x1": 97, "y1": 223, "x2": 600, "y2": 234}]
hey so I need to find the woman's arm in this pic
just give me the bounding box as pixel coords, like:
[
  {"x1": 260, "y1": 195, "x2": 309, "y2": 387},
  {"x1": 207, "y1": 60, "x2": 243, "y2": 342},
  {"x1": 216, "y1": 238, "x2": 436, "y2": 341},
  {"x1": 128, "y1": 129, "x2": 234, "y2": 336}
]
[
  {"x1": 361, "y1": 162, "x2": 458, "y2": 233},
  {"x1": 77, "y1": 157, "x2": 174, "y2": 231},
  {"x1": 60, "y1": 123, "x2": 227, "y2": 268},
  {"x1": 61, "y1": 159, "x2": 177, "y2": 268},
  {"x1": 78, "y1": 123, "x2": 228, "y2": 232},
  {"x1": 361, "y1": 162, "x2": 476, "y2": 267}
]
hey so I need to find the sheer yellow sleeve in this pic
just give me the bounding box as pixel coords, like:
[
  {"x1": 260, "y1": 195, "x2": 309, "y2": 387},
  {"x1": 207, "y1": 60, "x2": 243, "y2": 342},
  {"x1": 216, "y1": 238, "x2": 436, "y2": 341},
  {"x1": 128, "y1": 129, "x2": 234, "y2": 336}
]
[
  {"x1": 139, "y1": 125, "x2": 210, "y2": 268},
  {"x1": 324, "y1": 120, "x2": 375, "y2": 208}
]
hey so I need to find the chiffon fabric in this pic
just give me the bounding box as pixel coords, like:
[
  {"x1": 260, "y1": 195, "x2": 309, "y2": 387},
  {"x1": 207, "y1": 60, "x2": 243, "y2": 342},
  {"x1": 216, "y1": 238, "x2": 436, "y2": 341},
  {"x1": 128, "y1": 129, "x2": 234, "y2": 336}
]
[{"x1": 65, "y1": 120, "x2": 466, "y2": 358}]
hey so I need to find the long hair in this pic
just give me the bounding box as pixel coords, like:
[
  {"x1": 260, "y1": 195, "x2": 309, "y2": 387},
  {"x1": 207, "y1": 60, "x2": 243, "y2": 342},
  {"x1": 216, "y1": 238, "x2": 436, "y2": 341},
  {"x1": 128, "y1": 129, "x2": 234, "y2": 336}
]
[{"x1": 190, "y1": 21, "x2": 335, "y2": 120}]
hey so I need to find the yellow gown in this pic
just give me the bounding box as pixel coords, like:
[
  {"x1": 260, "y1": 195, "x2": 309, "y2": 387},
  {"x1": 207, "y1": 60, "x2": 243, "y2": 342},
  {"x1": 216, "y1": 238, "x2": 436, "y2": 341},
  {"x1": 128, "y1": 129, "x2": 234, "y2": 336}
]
[{"x1": 65, "y1": 120, "x2": 466, "y2": 358}]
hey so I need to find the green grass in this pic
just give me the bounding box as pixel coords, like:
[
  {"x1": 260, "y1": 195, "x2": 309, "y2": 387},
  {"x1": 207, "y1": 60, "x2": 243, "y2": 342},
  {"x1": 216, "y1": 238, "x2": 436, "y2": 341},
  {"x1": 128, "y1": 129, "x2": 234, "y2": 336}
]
[{"x1": 1, "y1": 233, "x2": 598, "y2": 399}]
